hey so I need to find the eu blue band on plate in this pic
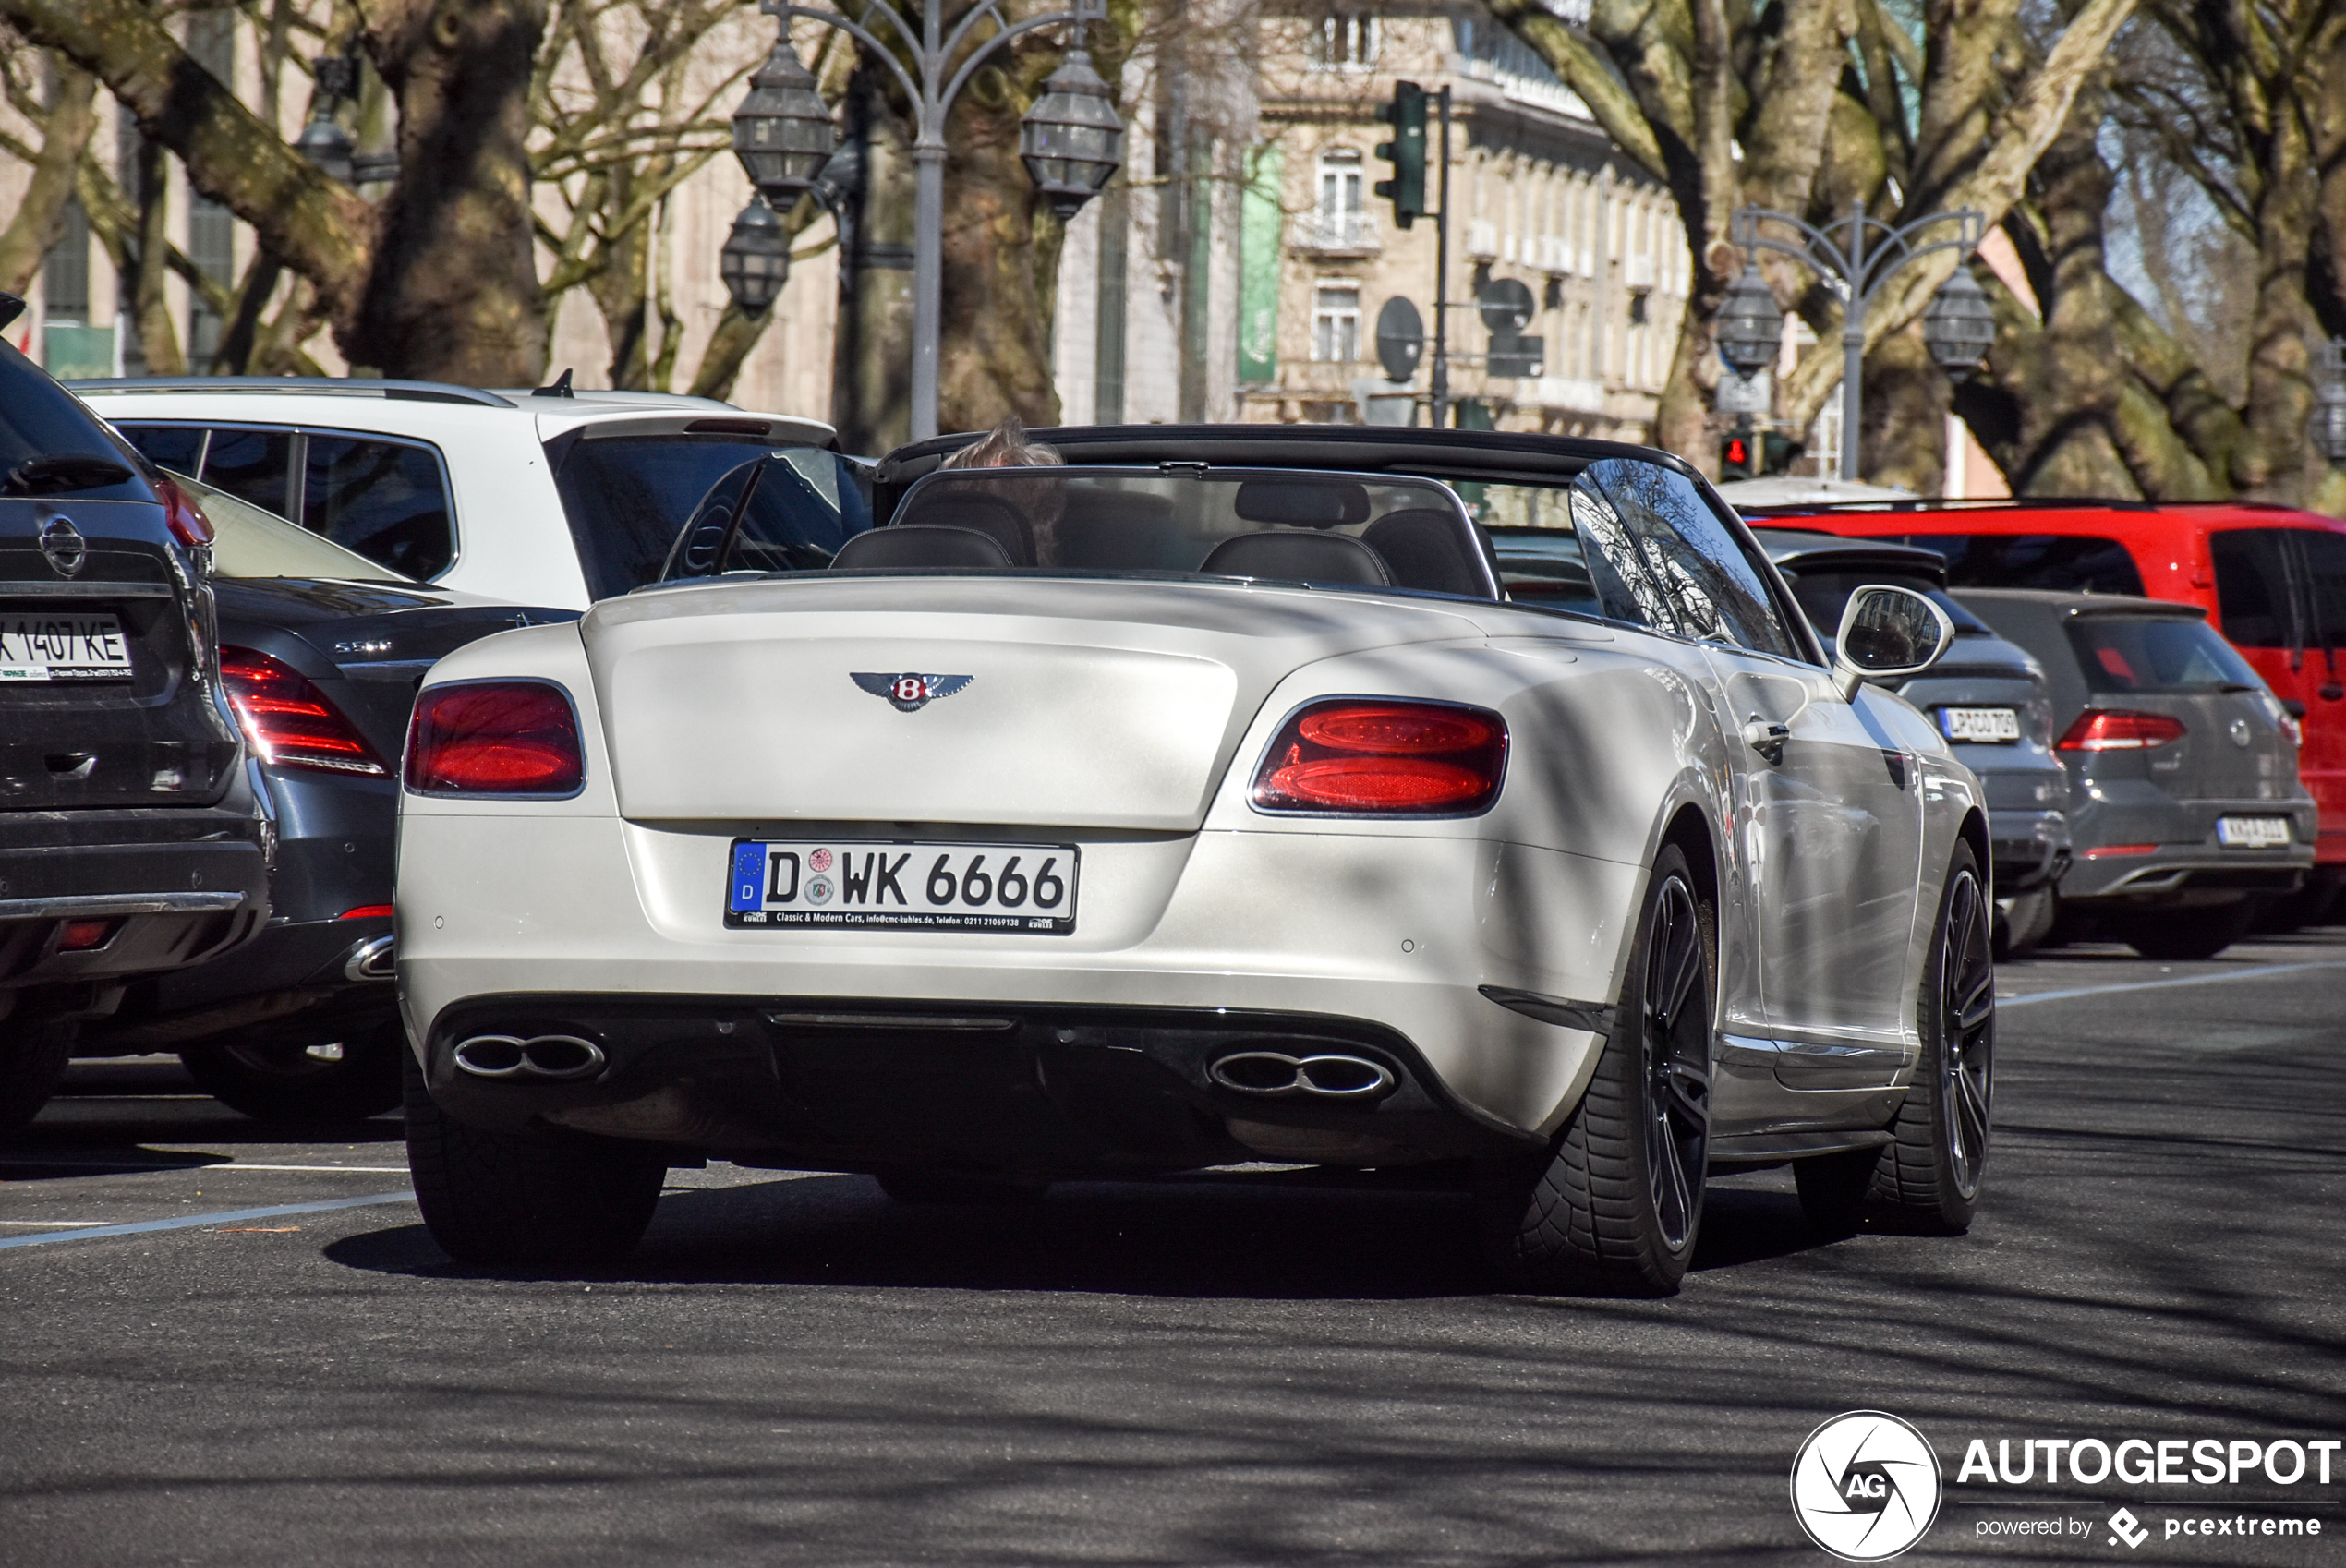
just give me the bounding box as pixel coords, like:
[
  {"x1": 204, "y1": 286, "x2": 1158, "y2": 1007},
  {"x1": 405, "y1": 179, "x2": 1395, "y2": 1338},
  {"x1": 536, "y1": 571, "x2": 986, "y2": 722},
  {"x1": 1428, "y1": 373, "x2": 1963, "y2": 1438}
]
[{"x1": 731, "y1": 841, "x2": 765, "y2": 911}]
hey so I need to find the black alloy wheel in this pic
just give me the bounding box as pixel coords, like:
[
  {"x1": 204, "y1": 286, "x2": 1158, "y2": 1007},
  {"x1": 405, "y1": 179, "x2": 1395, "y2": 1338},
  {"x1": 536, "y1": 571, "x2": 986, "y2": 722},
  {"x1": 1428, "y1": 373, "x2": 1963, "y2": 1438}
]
[
  {"x1": 1797, "y1": 842, "x2": 1993, "y2": 1235},
  {"x1": 1641, "y1": 874, "x2": 1711, "y2": 1254},
  {"x1": 1934, "y1": 861, "x2": 1995, "y2": 1200},
  {"x1": 1480, "y1": 841, "x2": 1714, "y2": 1296}
]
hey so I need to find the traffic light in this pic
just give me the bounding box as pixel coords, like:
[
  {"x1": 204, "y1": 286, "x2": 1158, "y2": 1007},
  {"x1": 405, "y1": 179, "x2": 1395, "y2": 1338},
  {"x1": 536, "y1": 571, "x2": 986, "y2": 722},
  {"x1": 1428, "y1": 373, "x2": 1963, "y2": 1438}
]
[
  {"x1": 1373, "y1": 82, "x2": 1429, "y2": 229},
  {"x1": 1721, "y1": 418, "x2": 1759, "y2": 479}
]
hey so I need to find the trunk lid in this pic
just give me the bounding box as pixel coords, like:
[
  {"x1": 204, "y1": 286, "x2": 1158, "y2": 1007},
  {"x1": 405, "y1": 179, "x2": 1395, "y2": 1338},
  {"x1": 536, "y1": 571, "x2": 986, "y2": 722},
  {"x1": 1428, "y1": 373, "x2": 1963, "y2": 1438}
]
[{"x1": 585, "y1": 576, "x2": 1485, "y2": 830}]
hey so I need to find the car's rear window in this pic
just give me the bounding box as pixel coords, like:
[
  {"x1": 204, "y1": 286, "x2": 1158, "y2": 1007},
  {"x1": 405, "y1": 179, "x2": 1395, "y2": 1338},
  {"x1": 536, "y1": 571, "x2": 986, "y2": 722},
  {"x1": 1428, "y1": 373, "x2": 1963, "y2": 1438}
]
[
  {"x1": 553, "y1": 434, "x2": 862, "y2": 599},
  {"x1": 2067, "y1": 617, "x2": 2263, "y2": 694},
  {"x1": 1867, "y1": 533, "x2": 2146, "y2": 596},
  {"x1": 0, "y1": 341, "x2": 149, "y2": 501}
]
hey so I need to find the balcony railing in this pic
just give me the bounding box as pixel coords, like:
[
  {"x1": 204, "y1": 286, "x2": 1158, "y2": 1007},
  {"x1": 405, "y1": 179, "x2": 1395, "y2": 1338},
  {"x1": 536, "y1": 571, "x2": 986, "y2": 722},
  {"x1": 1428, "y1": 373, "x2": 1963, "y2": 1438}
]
[{"x1": 1290, "y1": 211, "x2": 1377, "y2": 255}]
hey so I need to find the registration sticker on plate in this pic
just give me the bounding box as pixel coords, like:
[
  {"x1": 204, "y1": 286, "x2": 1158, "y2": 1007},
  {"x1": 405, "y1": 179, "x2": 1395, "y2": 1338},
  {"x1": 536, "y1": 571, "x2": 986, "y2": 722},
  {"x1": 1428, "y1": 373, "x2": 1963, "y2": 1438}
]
[
  {"x1": 0, "y1": 612, "x2": 131, "y2": 681},
  {"x1": 725, "y1": 840, "x2": 1078, "y2": 934},
  {"x1": 1939, "y1": 706, "x2": 2021, "y2": 743},
  {"x1": 2217, "y1": 815, "x2": 2292, "y2": 850}
]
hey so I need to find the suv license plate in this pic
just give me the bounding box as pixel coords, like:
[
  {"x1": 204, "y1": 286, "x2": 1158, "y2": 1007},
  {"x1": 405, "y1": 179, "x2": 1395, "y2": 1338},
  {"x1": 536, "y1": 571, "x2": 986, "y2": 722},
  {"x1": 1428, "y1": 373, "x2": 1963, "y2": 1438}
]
[
  {"x1": 0, "y1": 611, "x2": 132, "y2": 681},
  {"x1": 725, "y1": 840, "x2": 1078, "y2": 934},
  {"x1": 2217, "y1": 815, "x2": 2292, "y2": 849},
  {"x1": 1940, "y1": 706, "x2": 2021, "y2": 742}
]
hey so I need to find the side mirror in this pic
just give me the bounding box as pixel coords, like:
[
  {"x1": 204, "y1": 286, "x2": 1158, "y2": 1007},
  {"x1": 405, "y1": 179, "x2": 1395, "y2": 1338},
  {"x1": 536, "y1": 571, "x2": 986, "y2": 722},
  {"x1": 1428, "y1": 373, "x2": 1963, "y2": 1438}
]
[{"x1": 1832, "y1": 584, "x2": 1953, "y2": 701}]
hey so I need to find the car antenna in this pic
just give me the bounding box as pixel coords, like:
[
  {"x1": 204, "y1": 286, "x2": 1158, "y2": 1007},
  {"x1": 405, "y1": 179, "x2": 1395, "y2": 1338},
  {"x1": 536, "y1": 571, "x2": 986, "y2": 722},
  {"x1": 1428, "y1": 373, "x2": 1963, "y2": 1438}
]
[{"x1": 533, "y1": 368, "x2": 574, "y2": 399}]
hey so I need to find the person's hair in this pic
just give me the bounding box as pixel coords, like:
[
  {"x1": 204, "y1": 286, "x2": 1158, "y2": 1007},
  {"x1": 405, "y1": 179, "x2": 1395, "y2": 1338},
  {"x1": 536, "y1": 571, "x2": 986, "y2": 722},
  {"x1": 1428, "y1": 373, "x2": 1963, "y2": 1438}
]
[{"x1": 940, "y1": 415, "x2": 1063, "y2": 470}]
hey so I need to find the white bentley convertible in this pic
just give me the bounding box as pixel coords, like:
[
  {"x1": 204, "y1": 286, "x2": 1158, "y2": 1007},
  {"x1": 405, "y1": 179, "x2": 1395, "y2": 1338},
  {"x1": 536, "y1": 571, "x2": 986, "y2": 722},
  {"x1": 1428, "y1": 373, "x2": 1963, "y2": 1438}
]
[{"x1": 395, "y1": 431, "x2": 1992, "y2": 1292}]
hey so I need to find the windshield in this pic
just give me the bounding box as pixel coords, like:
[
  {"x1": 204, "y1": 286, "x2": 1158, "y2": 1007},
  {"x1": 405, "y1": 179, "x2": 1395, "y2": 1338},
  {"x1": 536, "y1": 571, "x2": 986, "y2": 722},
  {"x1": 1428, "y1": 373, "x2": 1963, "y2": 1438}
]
[
  {"x1": 553, "y1": 434, "x2": 867, "y2": 599},
  {"x1": 1860, "y1": 533, "x2": 2146, "y2": 596},
  {"x1": 2068, "y1": 617, "x2": 2265, "y2": 694},
  {"x1": 173, "y1": 469, "x2": 411, "y2": 583},
  {"x1": 820, "y1": 466, "x2": 1499, "y2": 598}
]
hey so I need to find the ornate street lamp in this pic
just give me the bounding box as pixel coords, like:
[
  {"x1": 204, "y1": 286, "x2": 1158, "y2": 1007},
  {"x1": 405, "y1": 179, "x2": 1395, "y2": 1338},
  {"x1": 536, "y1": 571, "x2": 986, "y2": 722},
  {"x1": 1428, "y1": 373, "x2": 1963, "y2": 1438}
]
[
  {"x1": 1922, "y1": 264, "x2": 1998, "y2": 380},
  {"x1": 1020, "y1": 47, "x2": 1124, "y2": 220},
  {"x1": 2313, "y1": 338, "x2": 2346, "y2": 466},
  {"x1": 1714, "y1": 264, "x2": 1785, "y2": 380},
  {"x1": 750, "y1": 0, "x2": 1117, "y2": 440},
  {"x1": 719, "y1": 197, "x2": 791, "y2": 314},
  {"x1": 295, "y1": 53, "x2": 357, "y2": 184},
  {"x1": 731, "y1": 35, "x2": 836, "y2": 205},
  {"x1": 1732, "y1": 200, "x2": 1986, "y2": 481}
]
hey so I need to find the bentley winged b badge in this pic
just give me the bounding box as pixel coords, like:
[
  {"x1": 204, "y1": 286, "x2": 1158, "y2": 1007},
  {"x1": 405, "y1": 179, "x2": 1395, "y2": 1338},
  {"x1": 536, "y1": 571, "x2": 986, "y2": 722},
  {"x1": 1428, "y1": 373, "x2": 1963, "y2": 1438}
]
[{"x1": 852, "y1": 672, "x2": 973, "y2": 713}]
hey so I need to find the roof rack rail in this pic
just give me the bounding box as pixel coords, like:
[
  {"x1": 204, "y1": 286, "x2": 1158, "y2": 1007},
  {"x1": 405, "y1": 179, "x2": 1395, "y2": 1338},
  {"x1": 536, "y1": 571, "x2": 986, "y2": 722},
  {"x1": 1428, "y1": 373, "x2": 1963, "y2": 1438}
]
[{"x1": 65, "y1": 376, "x2": 515, "y2": 408}]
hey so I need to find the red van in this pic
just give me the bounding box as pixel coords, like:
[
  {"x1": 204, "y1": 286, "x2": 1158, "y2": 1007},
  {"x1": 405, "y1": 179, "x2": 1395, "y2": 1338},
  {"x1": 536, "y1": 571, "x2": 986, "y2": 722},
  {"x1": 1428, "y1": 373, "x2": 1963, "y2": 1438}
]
[{"x1": 1735, "y1": 500, "x2": 2346, "y2": 919}]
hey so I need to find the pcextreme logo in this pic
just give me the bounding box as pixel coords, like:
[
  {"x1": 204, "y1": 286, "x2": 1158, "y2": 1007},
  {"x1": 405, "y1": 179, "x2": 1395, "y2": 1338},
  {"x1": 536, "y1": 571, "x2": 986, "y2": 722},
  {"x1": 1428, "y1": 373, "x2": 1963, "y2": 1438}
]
[{"x1": 1791, "y1": 1411, "x2": 1944, "y2": 1561}]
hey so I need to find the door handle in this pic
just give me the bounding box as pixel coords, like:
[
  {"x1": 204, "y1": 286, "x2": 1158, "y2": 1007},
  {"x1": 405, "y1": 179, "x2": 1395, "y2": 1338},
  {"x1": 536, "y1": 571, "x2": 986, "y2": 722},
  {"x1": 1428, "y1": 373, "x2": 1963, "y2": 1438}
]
[{"x1": 1742, "y1": 717, "x2": 1789, "y2": 763}]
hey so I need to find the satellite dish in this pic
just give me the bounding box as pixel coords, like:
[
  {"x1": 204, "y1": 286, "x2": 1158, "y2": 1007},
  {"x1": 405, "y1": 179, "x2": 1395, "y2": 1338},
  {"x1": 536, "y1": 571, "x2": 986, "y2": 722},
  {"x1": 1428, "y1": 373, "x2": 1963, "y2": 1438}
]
[
  {"x1": 1375, "y1": 296, "x2": 1424, "y2": 382},
  {"x1": 1478, "y1": 277, "x2": 1536, "y2": 333}
]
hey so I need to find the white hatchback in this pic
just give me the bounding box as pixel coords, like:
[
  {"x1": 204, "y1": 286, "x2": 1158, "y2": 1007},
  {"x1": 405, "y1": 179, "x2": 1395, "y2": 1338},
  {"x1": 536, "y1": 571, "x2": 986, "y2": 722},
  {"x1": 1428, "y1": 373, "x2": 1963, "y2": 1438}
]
[{"x1": 71, "y1": 377, "x2": 849, "y2": 610}]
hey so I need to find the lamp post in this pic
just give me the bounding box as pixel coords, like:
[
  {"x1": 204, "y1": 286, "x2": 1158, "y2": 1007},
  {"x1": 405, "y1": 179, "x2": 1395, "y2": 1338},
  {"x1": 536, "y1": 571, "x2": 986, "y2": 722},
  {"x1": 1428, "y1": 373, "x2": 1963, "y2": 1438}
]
[
  {"x1": 1727, "y1": 199, "x2": 1989, "y2": 481},
  {"x1": 735, "y1": 0, "x2": 1122, "y2": 441}
]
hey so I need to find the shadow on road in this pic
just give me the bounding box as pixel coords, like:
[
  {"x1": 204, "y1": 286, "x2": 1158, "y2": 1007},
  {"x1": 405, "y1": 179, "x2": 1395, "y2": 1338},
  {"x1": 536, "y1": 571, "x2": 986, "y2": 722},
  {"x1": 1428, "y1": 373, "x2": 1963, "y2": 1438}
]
[{"x1": 322, "y1": 1170, "x2": 1840, "y2": 1300}]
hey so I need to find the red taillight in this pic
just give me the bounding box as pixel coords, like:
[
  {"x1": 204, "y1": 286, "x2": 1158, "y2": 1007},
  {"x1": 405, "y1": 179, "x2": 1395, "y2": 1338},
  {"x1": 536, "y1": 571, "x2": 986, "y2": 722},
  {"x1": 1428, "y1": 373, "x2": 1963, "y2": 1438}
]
[
  {"x1": 405, "y1": 681, "x2": 584, "y2": 795},
  {"x1": 339, "y1": 904, "x2": 393, "y2": 920},
  {"x1": 58, "y1": 919, "x2": 114, "y2": 951},
  {"x1": 1252, "y1": 699, "x2": 1506, "y2": 814},
  {"x1": 220, "y1": 647, "x2": 388, "y2": 776},
  {"x1": 2082, "y1": 843, "x2": 2160, "y2": 859},
  {"x1": 2056, "y1": 709, "x2": 2187, "y2": 751},
  {"x1": 152, "y1": 476, "x2": 215, "y2": 547}
]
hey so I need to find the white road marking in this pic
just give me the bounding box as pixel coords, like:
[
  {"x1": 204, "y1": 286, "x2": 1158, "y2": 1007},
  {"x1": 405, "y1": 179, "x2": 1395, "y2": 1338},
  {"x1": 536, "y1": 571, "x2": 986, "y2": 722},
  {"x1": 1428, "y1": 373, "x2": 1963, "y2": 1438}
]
[
  {"x1": 0, "y1": 1220, "x2": 109, "y2": 1227},
  {"x1": 2000, "y1": 959, "x2": 2346, "y2": 1008},
  {"x1": 0, "y1": 1192, "x2": 415, "y2": 1250},
  {"x1": 0, "y1": 1158, "x2": 406, "y2": 1173}
]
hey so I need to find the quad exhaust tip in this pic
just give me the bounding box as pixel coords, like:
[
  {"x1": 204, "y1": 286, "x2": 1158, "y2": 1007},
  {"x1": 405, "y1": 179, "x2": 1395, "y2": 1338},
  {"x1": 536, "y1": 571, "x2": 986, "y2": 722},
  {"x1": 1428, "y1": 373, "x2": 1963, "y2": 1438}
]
[
  {"x1": 1208, "y1": 1049, "x2": 1397, "y2": 1101},
  {"x1": 452, "y1": 1032, "x2": 607, "y2": 1080}
]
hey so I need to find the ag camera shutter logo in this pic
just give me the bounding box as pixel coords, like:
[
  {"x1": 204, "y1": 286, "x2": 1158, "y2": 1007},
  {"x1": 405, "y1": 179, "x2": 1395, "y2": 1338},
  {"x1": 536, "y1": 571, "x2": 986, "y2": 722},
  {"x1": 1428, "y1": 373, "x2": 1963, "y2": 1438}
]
[{"x1": 1791, "y1": 1411, "x2": 1943, "y2": 1561}]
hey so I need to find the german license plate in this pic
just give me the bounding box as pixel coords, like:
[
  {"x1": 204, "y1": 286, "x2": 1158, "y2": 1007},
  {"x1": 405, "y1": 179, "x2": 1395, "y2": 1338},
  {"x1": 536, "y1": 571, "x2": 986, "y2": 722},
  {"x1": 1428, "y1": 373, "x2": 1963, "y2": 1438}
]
[
  {"x1": 725, "y1": 840, "x2": 1078, "y2": 934},
  {"x1": 0, "y1": 611, "x2": 131, "y2": 681},
  {"x1": 1939, "y1": 706, "x2": 2020, "y2": 743},
  {"x1": 2217, "y1": 815, "x2": 2292, "y2": 849}
]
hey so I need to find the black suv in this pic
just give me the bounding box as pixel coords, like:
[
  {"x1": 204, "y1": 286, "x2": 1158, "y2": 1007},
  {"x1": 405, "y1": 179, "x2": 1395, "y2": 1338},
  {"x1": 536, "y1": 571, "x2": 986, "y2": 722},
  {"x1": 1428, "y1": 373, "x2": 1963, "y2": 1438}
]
[{"x1": 0, "y1": 299, "x2": 271, "y2": 1128}]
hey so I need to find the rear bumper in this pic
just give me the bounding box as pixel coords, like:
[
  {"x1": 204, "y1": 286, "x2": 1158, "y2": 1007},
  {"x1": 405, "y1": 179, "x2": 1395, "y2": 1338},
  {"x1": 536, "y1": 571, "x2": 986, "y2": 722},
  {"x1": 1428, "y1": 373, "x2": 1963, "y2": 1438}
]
[
  {"x1": 0, "y1": 804, "x2": 270, "y2": 1002},
  {"x1": 79, "y1": 915, "x2": 393, "y2": 1054},
  {"x1": 419, "y1": 993, "x2": 1542, "y2": 1175},
  {"x1": 1985, "y1": 807, "x2": 2070, "y2": 892}
]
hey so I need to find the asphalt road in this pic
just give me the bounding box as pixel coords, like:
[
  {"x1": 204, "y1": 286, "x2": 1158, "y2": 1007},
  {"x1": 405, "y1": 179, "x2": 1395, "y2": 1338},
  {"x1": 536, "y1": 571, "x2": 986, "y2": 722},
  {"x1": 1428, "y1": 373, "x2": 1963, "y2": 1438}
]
[{"x1": 2, "y1": 932, "x2": 2342, "y2": 1567}]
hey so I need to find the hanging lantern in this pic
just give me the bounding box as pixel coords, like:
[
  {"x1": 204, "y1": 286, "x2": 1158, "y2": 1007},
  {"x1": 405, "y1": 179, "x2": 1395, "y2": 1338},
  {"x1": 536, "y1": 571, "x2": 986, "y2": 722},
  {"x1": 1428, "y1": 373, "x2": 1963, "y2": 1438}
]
[
  {"x1": 2315, "y1": 339, "x2": 2346, "y2": 466},
  {"x1": 295, "y1": 113, "x2": 354, "y2": 186},
  {"x1": 1714, "y1": 263, "x2": 1784, "y2": 380},
  {"x1": 719, "y1": 197, "x2": 790, "y2": 315},
  {"x1": 1019, "y1": 50, "x2": 1124, "y2": 219},
  {"x1": 732, "y1": 34, "x2": 836, "y2": 204},
  {"x1": 1922, "y1": 263, "x2": 1999, "y2": 380}
]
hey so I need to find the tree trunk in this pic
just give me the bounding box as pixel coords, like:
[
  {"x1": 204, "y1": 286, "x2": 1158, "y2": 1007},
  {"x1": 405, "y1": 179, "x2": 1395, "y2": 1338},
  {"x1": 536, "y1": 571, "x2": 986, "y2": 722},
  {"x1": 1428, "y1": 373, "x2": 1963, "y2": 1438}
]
[
  {"x1": 933, "y1": 1, "x2": 1074, "y2": 434},
  {"x1": 0, "y1": 58, "x2": 96, "y2": 297},
  {"x1": 352, "y1": 0, "x2": 549, "y2": 383}
]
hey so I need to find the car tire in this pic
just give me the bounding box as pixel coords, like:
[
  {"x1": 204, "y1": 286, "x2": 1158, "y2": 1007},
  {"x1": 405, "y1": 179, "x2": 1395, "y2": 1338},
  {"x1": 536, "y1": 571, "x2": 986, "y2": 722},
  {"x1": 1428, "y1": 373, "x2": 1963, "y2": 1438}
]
[
  {"x1": 1479, "y1": 841, "x2": 1713, "y2": 1297},
  {"x1": 179, "y1": 1021, "x2": 405, "y2": 1124},
  {"x1": 1802, "y1": 844, "x2": 1994, "y2": 1236},
  {"x1": 404, "y1": 1049, "x2": 665, "y2": 1266},
  {"x1": 2116, "y1": 899, "x2": 2255, "y2": 961},
  {"x1": 0, "y1": 1020, "x2": 77, "y2": 1136}
]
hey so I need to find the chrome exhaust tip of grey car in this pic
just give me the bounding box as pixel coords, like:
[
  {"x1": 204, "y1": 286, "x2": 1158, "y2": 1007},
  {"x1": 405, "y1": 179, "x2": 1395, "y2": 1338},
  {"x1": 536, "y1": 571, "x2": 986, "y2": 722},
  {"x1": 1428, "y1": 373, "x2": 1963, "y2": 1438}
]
[
  {"x1": 451, "y1": 1032, "x2": 608, "y2": 1080},
  {"x1": 344, "y1": 935, "x2": 396, "y2": 983},
  {"x1": 1207, "y1": 1049, "x2": 1397, "y2": 1101}
]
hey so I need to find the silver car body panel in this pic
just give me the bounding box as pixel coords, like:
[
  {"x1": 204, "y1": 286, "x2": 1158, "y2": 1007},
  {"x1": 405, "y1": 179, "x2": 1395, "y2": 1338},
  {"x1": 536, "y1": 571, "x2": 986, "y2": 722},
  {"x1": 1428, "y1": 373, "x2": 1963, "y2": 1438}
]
[{"x1": 397, "y1": 573, "x2": 1981, "y2": 1154}]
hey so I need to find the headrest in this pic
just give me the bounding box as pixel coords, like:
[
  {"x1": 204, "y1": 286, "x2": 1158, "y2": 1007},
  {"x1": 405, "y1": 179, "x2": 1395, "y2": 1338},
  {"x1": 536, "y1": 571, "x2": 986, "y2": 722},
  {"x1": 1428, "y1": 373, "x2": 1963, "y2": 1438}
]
[
  {"x1": 829, "y1": 524, "x2": 1015, "y2": 572},
  {"x1": 1197, "y1": 530, "x2": 1392, "y2": 587}
]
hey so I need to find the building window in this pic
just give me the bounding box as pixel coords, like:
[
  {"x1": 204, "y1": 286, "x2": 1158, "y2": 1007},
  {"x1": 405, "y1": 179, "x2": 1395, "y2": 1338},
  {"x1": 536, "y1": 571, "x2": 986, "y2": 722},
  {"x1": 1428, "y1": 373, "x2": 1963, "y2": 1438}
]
[
  {"x1": 1312, "y1": 283, "x2": 1361, "y2": 362},
  {"x1": 1308, "y1": 149, "x2": 1366, "y2": 250},
  {"x1": 1312, "y1": 12, "x2": 1378, "y2": 68}
]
